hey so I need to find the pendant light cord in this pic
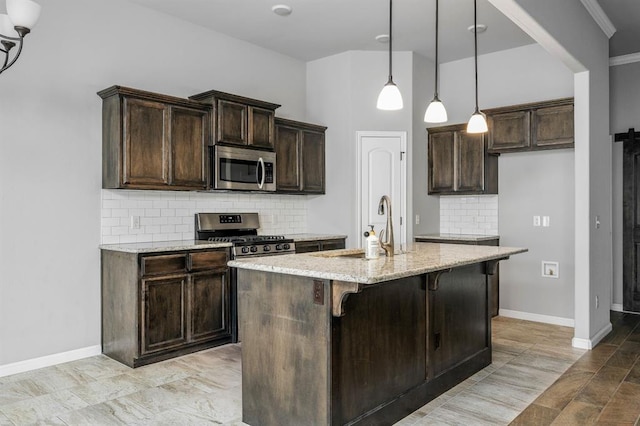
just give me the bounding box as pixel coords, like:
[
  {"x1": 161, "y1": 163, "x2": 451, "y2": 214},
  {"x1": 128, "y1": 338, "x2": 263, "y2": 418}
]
[
  {"x1": 434, "y1": 0, "x2": 439, "y2": 98},
  {"x1": 474, "y1": 0, "x2": 479, "y2": 113},
  {"x1": 388, "y1": 0, "x2": 393, "y2": 81}
]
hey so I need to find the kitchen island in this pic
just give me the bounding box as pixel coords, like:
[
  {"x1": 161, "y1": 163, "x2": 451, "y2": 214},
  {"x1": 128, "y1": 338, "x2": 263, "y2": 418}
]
[{"x1": 229, "y1": 242, "x2": 526, "y2": 425}]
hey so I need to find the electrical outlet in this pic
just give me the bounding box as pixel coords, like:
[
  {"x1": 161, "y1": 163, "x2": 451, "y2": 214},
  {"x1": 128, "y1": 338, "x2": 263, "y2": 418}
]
[
  {"x1": 415, "y1": 214, "x2": 420, "y2": 225},
  {"x1": 533, "y1": 216, "x2": 541, "y2": 227},
  {"x1": 542, "y1": 261, "x2": 559, "y2": 278},
  {"x1": 130, "y1": 216, "x2": 140, "y2": 229},
  {"x1": 543, "y1": 216, "x2": 550, "y2": 227}
]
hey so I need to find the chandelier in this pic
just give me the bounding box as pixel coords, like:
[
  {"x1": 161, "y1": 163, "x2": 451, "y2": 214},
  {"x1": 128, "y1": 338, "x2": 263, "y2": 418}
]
[{"x1": 0, "y1": 0, "x2": 41, "y2": 75}]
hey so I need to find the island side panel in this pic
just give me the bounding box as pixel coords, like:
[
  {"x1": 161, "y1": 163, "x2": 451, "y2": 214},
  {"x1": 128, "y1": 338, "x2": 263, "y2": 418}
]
[
  {"x1": 429, "y1": 262, "x2": 490, "y2": 380},
  {"x1": 237, "y1": 269, "x2": 331, "y2": 426},
  {"x1": 331, "y1": 275, "x2": 427, "y2": 425}
]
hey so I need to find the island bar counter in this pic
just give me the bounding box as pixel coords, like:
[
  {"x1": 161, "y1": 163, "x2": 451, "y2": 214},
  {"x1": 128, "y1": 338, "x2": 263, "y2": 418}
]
[{"x1": 229, "y1": 243, "x2": 527, "y2": 425}]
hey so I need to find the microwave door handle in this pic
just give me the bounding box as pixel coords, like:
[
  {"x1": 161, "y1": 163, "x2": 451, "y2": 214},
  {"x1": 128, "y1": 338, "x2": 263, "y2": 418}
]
[{"x1": 257, "y1": 157, "x2": 265, "y2": 189}]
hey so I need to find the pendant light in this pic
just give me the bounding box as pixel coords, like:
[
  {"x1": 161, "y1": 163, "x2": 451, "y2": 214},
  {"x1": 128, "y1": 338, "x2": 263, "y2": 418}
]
[
  {"x1": 0, "y1": 0, "x2": 41, "y2": 75},
  {"x1": 377, "y1": 0, "x2": 403, "y2": 110},
  {"x1": 424, "y1": 0, "x2": 447, "y2": 123},
  {"x1": 467, "y1": 0, "x2": 488, "y2": 133}
]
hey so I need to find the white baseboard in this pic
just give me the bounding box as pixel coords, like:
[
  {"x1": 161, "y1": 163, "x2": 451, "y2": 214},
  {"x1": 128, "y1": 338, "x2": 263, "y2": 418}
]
[
  {"x1": 611, "y1": 303, "x2": 624, "y2": 312},
  {"x1": 499, "y1": 309, "x2": 575, "y2": 327},
  {"x1": 572, "y1": 322, "x2": 613, "y2": 350},
  {"x1": 0, "y1": 345, "x2": 102, "y2": 378}
]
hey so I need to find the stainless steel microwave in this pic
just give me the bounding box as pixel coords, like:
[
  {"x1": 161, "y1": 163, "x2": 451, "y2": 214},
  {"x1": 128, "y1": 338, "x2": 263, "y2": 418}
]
[{"x1": 211, "y1": 145, "x2": 276, "y2": 192}]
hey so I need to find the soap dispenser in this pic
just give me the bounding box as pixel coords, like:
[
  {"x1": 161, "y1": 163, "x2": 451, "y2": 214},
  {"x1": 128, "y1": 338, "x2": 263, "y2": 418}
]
[{"x1": 364, "y1": 225, "x2": 380, "y2": 260}]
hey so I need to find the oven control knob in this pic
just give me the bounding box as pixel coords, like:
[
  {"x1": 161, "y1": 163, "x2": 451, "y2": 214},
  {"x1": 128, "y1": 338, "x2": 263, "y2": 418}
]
[
  {"x1": 263, "y1": 245, "x2": 271, "y2": 252},
  {"x1": 275, "y1": 244, "x2": 282, "y2": 250},
  {"x1": 283, "y1": 243, "x2": 290, "y2": 250},
  {"x1": 250, "y1": 246, "x2": 258, "y2": 253},
  {"x1": 241, "y1": 246, "x2": 249, "y2": 254}
]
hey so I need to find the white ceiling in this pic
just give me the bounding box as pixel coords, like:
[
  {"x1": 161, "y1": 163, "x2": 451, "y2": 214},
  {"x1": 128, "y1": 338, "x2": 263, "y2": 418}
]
[
  {"x1": 126, "y1": 0, "x2": 535, "y2": 63},
  {"x1": 127, "y1": 0, "x2": 640, "y2": 62}
]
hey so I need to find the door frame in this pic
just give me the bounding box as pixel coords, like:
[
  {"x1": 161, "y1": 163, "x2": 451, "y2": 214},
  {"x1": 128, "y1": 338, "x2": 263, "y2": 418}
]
[{"x1": 356, "y1": 131, "x2": 408, "y2": 250}]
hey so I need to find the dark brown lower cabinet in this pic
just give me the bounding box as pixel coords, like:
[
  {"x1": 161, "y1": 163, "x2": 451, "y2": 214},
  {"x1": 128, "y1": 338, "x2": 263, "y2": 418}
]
[
  {"x1": 294, "y1": 238, "x2": 346, "y2": 254},
  {"x1": 102, "y1": 247, "x2": 231, "y2": 367},
  {"x1": 238, "y1": 262, "x2": 493, "y2": 425},
  {"x1": 415, "y1": 237, "x2": 500, "y2": 317}
]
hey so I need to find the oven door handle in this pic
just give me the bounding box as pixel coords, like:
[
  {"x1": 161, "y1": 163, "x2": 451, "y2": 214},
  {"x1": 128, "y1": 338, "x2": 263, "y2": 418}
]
[{"x1": 257, "y1": 157, "x2": 265, "y2": 189}]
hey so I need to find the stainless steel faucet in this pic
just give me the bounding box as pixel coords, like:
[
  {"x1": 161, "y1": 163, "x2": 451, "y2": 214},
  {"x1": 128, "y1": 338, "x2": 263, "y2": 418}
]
[{"x1": 378, "y1": 195, "x2": 394, "y2": 257}]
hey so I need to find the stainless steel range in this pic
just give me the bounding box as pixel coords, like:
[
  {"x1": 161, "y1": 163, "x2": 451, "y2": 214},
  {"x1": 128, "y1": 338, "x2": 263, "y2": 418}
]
[
  {"x1": 194, "y1": 213, "x2": 295, "y2": 258},
  {"x1": 195, "y1": 213, "x2": 295, "y2": 342}
]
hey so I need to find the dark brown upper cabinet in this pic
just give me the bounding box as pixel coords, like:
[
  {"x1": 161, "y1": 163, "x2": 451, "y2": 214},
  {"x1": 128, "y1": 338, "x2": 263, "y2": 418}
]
[
  {"x1": 274, "y1": 117, "x2": 327, "y2": 194},
  {"x1": 427, "y1": 123, "x2": 498, "y2": 195},
  {"x1": 98, "y1": 86, "x2": 210, "y2": 191},
  {"x1": 485, "y1": 98, "x2": 574, "y2": 153},
  {"x1": 189, "y1": 90, "x2": 280, "y2": 150}
]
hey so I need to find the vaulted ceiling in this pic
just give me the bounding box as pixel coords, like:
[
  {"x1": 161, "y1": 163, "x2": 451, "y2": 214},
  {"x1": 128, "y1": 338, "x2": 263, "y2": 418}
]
[{"x1": 127, "y1": 0, "x2": 639, "y2": 62}]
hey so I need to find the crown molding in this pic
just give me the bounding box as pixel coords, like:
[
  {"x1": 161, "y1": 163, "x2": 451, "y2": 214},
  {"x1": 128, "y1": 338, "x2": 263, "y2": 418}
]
[
  {"x1": 581, "y1": 0, "x2": 616, "y2": 38},
  {"x1": 610, "y1": 52, "x2": 640, "y2": 66}
]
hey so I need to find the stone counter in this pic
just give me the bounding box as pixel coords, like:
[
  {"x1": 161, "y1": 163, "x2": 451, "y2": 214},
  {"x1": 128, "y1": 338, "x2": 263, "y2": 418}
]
[
  {"x1": 229, "y1": 242, "x2": 526, "y2": 284},
  {"x1": 99, "y1": 240, "x2": 232, "y2": 253}
]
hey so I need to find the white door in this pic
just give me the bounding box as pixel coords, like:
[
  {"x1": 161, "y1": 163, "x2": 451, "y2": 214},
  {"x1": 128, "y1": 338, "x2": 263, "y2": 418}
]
[{"x1": 357, "y1": 131, "x2": 407, "y2": 251}]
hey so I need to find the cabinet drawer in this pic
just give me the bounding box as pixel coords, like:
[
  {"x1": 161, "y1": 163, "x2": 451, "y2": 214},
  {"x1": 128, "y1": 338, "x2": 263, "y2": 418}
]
[
  {"x1": 189, "y1": 250, "x2": 228, "y2": 272},
  {"x1": 141, "y1": 254, "x2": 187, "y2": 277},
  {"x1": 320, "y1": 239, "x2": 346, "y2": 251}
]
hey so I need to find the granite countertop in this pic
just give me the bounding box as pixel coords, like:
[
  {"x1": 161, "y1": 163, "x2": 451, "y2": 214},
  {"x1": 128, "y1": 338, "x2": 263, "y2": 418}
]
[
  {"x1": 99, "y1": 240, "x2": 232, "y2": 253},
  {"x1": 228, "y1": 242, "x2": 526, "y2": 284},
  {"x1": 414, "y1": 233, "x2": 500, "y2": 242},
  {"x1": 286, "y1": 233, "x2": 348, "y2": 242}
]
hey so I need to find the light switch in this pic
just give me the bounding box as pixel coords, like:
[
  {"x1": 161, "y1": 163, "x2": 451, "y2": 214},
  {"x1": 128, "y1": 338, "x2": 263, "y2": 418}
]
[
  {"x1": 542, "y1": 216, "x2": 550, "y2": 227},
  {"x1": 533, "y1": 216, "x2": 541, "y2": 227}
]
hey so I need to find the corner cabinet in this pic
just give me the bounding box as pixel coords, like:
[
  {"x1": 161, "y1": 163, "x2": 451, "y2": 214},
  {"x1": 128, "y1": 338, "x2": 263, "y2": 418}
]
[
  {"x1": 101, "y1": 247, "x2": 232, "y2": 367},
  {"x1": 98, "y1": 86, "x2": 210, "y2": 191},
  {"x1": 189, "y1": 90, "x2": 281, "y2": 150},
  {"x1": 427, "y1": 123, "x2": 498, "y2": 195},
  {"x1": 275, "y1": 117, "x2": 327, "y2": 194},
  {"x1": 486, "y1": 98, "x2": 574, "y2": 153}
]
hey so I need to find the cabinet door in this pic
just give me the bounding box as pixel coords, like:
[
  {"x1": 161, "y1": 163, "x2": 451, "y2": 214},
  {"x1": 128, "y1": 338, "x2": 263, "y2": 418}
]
[
  {"x1": 487, "y1": 110, "x2": 530, "y2": 152},
  {"x1": 141, "y1": 275, "x2": 187, "y2": 355},
  {"x1": 456, "y1": 131, "x2": 486, "y2": 193},
  {"x1": 294, "y1": 241, "x2": 321, "y2": 253},
  {"x1": 428, "y1": 131, "x2": 455, "y2": 193},
  {"x1": 169, "y1": 106, "x2": 208, "y2": 189},
  {"x1": 319, "y1": 239, "x2": 345, "y2": 251},
  {"x1": 123, "y1": 98, "x2": 168, "y2": 187},
  {"x1": 275, "y1": 125, "x2": 301, "y2": 192},
  {"x1": 189, "y1": 270, "x2": 230, "y2": 342},
  {"x1": 301, "y1": 130, "x2": 326, "y2": 193},
  {"x1": 533, "y1": 104, "x2": 574, "y2": 148},
  {"x1": 248, "y1": 106, "x2": 275, "y2": 150},
  {"x1": 216, "y1": 99, "x2": 247, "y2": 145}
]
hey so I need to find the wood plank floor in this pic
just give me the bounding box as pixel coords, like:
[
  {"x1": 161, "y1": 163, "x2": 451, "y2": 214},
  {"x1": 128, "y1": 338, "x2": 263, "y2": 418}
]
[{"x1": 0, "y1": 314, "x2": 635, "y2": 425}]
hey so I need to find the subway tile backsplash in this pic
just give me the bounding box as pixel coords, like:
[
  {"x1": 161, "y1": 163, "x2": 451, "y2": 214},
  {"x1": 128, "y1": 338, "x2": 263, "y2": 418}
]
[
  {"x1": 101, "y1": 190, "x2": 308, "y2": 244},
  {"x1": 439, "y1": 195, "x2": 499, "y2": 235}
]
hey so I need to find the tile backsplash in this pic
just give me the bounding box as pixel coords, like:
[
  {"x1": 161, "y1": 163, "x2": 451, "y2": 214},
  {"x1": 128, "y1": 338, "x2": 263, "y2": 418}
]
[
  {"x1": 101, "y1": 190, "x2": 308, "y2": 244},
  {"x1": 439, "y1": 195, "x2": 499, "y2": 235}
]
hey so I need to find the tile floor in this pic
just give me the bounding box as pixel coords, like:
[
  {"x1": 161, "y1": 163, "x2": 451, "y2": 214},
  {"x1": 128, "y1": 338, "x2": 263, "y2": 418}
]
[
  {"x1": 511, "y1": 311, "x2": 640, "y2": 425},
  {"x1": 0, "y1": 316, "x2": 608, "y2": 425}
]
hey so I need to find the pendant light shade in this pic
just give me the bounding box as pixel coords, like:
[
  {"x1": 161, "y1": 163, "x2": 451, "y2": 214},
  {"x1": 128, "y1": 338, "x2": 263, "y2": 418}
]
[
  {"x1": 467, "y1": 0, "x2": 488, "y2": 134},
  {"x1": 424, "y1": 0, "x2": 447, "y2": 123},
  {"x1": 7, "y1": 0, "x2": 41, "y2": 30},
  {"x1": 377, "y1": 0, "x2": 403, "y2": 111}
]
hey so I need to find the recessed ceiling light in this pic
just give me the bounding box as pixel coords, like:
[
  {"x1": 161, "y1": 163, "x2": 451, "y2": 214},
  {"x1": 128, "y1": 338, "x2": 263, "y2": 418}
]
[
  {"x1": 375, "y1": 34, "x2": 390, "y2": 43},
  {"x1": 467, "y1": 24, "x2": 487, "y2": 34},
  {"x1": 272, "y1": 4, "x2": 292, "y2": 16}
]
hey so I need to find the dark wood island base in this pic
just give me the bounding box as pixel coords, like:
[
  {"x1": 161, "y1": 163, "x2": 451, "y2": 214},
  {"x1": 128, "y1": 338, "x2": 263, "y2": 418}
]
[{"x1": 237, "y1": 260, "x2": 498, "y2": 425}]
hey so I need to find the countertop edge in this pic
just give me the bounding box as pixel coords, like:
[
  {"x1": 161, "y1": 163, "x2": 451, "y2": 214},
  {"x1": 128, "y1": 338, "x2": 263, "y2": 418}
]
[
  {"x1": 229, "y1": 246, "x2": 527, "y2": 284},
  {"x1": 99, "y1": 240, "x2": 233, "y2": 253}
]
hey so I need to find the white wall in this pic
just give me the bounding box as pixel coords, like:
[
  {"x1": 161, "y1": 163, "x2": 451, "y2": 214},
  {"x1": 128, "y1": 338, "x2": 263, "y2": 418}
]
[
  {"x1": 439, "y1": 43, "x2": 575, "y2": 321},
  {"x1": 610, "y1": 60, "x2": 640, "y2": 309},
  {"x1": 306, "y1": 51, "x2": 427, "y2": 248},
  {"x1": 0, "y1": 0, "x2": 307, "y2": 367},
  {"x1": 490, "y1": 0, "x2": 611, "y2": 347}
]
